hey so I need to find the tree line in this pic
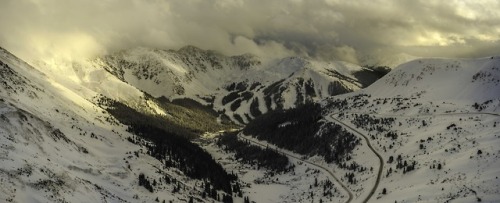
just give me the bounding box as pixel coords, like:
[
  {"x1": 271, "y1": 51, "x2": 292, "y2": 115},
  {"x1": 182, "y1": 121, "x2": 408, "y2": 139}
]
[
  {"x1": 100, "y1": 97, "x2": 237, "y2": 196},
  {"x1": 243, "y1": 103, "x2": 360, "y2": 164},
  {"x1": 217, "y1": 132, "x2": 294, "y2": 173}
]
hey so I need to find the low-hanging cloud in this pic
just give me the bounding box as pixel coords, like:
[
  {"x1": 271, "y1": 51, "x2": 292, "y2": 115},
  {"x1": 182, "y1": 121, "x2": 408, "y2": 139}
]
[{"x1": 0, "y1": 0, "x2": 499, "y2": 64}]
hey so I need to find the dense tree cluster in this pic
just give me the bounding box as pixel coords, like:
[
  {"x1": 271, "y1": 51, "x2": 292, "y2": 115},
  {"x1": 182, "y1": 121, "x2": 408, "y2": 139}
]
[
  {"x1": 249, "y1": 98, "x2": 262, "y2": 117},
  {"x1": 225, "y1": 81, "x2": 248, "y2": 92},
  {"x1": 222, "y1": 92, "x2": 241, "y2": 105},
  {"x1": 304, "y1": 79, "x2": 317, "y2": 97},
  {"x1": 293, "y1": 78, "x2": 320, "y2": 106},
  {"x1": 129, "y1": 124, "x2": 236, "y2": 194},
  {"x1": 324, "y1": 98, "x2": 349, "y2": 111},
  {"x1": 156, "y1": 97, "x2": 237, "y2": 133},
  {"x1": 230, "y1": 99, "x2": 243, "y2": 111},
  {"x1": 262, "y1": 79, "x2": 286, "y2": 110},
  {"x1": 138, "y1": 173, "x2": 154, "y2": 192},
  {"x1": 351, "y1": 114, "x2": 395, "y2": 133},
  {"x1": 243, "y1": 103, "x2": 359, "y2": 164},
  {"x1": 345, "y1": 172, "x2": 357, "y2": 184},
  {"x1": 249, "y1": 82, "x2": 262, "y2": 91},
  {"x1": 324, "y1": 94, "x2": 371, "y2": 112},
  {"x1": 294, "y1": 80, "x2": 305, "y2": 106},
  {"x1": 222, "y1": 82, "x2": 254, "y2": 112},
  {"x1": 217, "y1": 132, "x2": 293, "y2": 173},
  {"x1": 96, "y1": 95, "x2": 235, "y2": 139},
  {"x1": 101, "y1": 98, "x2": 236, "y2": 194},
  {"x1": 232, "y1": 113, "x2": 245, "y2": 124},
  {"x1": 201, "y1": 181, "x2": 233, "y2": 202},
  {"x1": 385, "y1": 131, "x2": 398, "y2": 140},
  {"x1": 472, "y1": 100, "x2": 493, "y2": 111}
]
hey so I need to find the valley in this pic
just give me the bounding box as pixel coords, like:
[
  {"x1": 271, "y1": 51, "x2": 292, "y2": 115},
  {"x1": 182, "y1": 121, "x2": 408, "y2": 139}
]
[
  {"x1": 1, "y1": 1, "x2": 499, "y2": 202},
  {"x1": 0, "y1": 45, "x2": 499, "y2": 203}
]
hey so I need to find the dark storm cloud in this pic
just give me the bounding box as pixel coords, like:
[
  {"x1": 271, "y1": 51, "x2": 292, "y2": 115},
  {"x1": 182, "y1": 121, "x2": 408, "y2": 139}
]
[{"x1": 0, "y1": 0, "x2": 499, "y2": 63}]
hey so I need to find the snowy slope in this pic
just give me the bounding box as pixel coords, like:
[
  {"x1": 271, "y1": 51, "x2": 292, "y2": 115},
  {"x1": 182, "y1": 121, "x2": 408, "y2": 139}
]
[
  {"x1": 86, "y1": 46, "x2": 373, "y2": 124},
  {"x1": 32, "y1": 57, "x2": 147, "y2": 110},
  {"x1": 2, "y1": 45, "x2": 383, "y2": 202},
  {"x1": 0, "y1": 47, "x2": 219, "y2": 203},
  {"x1": 366, "y1": 57, "x2": 500, "y2": 102},
  {"x1": 322, "y1": 57, "x2": 500, "y2": 202}
]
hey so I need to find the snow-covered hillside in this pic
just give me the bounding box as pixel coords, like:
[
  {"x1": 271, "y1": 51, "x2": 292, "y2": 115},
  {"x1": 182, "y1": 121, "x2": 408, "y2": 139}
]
[
  {"x1": 0, "y1": 47, "x2": 229, "y2": 202},
  {"x1": 364, "y1": 57, "x2": 500, "y2": 103},
  {"x1": 322, "y1": 57, "x2": 500, "y2": 202},
  {"x1": 5, "y1": 40, "x2": 497, "y2": 203},
  {"x1": 232, "y1": 56, "x2": 499, "y2": 203},
  {"x1": 71, "y1": 46, "x2": 379, "y2": 124},
  {"x1": 4, "y1": 44, "x2": 358, "y2": 203}
]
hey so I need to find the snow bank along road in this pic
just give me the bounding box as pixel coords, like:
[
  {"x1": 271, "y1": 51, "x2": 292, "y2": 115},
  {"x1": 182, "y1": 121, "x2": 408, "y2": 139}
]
[{"x1": 236, "y1": 133, "x2": 354, "y2": 203}]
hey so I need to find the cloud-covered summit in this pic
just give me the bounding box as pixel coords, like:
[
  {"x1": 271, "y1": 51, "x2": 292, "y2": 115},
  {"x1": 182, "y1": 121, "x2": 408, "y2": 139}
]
[{"x1": 1, "y1": 0, "x2": 499, "y2": 64}]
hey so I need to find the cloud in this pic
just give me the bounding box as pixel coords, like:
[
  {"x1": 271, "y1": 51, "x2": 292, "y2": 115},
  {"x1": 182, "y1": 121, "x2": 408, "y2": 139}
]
[{"x1": 0, "y1": 0, "x2": 499, "y2": 64}]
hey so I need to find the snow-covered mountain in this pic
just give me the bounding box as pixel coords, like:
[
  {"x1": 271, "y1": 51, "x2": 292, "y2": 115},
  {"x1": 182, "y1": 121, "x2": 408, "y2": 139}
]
[
  {"x1": 321, "y1": 57, "x2": 500, "y2": 202},
  {"x1": 83, "y1": 46, "x2": 379, "y2": 124},
  {"x1": 0, "y1": 47, "x2": 237, "y2": 202},
  {"x1": 238, "y1": 56, "x2": 499, "y2": 202},
  {"x1": 1, "y1": 44, "x2": 379, "y2": 203},
  {"x1": 331, "y1": 57, "x2": 500, "y2": 115},
  {"x1": 4, "y1": 40, "x2": 498, "y2": 203}
]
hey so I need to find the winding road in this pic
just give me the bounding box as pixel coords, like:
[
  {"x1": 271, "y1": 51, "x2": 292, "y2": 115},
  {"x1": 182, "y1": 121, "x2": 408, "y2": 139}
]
[
  {"x1": 326, "y1": 111, "x2": 499, "y2": 203},
  {"x1": 237, "y1": 111, "x2": 499, "y2": 203},
  {"x1": 328, "y1": 115, "x2": 384, "y2": 203},
  {"x1": 237, "y1": 133, "x2": 354, "y2": 203}
]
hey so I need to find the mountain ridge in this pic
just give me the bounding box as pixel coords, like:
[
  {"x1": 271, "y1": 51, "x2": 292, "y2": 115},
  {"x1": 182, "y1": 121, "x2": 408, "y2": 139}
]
[
  {"x1": 87, "y1": 46, "x2": 383, "y2": 124},
  {"x1": 0, "y1": 46, "x2": 238, "y2": 202}
]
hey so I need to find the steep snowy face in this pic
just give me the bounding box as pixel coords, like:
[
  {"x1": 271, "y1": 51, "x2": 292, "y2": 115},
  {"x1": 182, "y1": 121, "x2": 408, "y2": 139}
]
[
  {"x1": 96, "y1": 46, "x2": 262, "y2": 98},
  {"x1": 92, "y1": 46, "x2": 376, "y2": 124},
  {"x1": 0, "y1": 47, "x2": 225, "y2": 202}
]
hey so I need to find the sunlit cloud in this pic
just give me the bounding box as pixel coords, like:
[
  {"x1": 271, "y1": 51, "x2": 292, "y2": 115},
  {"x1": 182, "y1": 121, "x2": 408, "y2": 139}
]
[{"x1": 0, "y1": 0, "x2": 498, "y2": 64}]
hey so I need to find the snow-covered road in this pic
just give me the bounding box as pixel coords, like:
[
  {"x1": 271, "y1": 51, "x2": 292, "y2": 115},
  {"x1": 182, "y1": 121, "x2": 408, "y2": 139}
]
[
  {"x1": 327, "y1": 115, "x2": 384, "y2": 203},
  {"x1": 327, "y1": 111, "x2": 500, "y2": 203}
]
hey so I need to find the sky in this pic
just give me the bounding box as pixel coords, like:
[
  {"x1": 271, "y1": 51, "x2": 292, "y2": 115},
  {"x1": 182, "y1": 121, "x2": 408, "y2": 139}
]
[{"x1": 0, "y1": 0, "x2": 499, "y2": 64}]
